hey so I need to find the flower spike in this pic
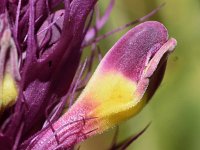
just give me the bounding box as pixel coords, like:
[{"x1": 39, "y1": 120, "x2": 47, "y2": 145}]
[{"x1": 25, "y1": 21, "x2": 177, "y2": 150}]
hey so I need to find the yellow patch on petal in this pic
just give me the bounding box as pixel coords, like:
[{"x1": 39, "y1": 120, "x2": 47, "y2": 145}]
[
  {"x1": 77, "y1": 70, "x2": 146, "y2": 131},
  {"x1": 98, "y1": 99, "x2": 146, "y2": 132},
  {"x1": 0, "y1": 74, "x2": 18, "y2": 111}
]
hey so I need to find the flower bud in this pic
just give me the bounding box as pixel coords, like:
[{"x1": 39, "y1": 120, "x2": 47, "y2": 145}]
[{"x1": 0, "y1": 14, "x2": 20, "y2": 112}]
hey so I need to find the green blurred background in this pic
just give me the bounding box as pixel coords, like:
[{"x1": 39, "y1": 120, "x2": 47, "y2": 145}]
[{"x1": 81, "y1": 0, "x2": 200, "y2": 150}]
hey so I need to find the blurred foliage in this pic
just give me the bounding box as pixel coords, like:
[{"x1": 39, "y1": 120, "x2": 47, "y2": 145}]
[{"x1": 80, "y1": 0, "x2": 200, "y2": 150}]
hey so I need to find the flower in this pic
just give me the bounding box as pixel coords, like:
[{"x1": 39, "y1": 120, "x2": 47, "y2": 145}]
[
  {"x1": 0, "y1": 0, "x2": 176, "y2": 149},
  {"x1": 0, "y1": 14, "x2": 20, "y2": 113},
  {"x1": 23, "y1": 21, "x2": 176, "y2": 150}
]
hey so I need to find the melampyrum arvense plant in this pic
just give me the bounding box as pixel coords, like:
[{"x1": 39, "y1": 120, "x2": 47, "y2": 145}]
[{"x1": 0, "y1": 0, "x2": 176, "y2": 149}]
